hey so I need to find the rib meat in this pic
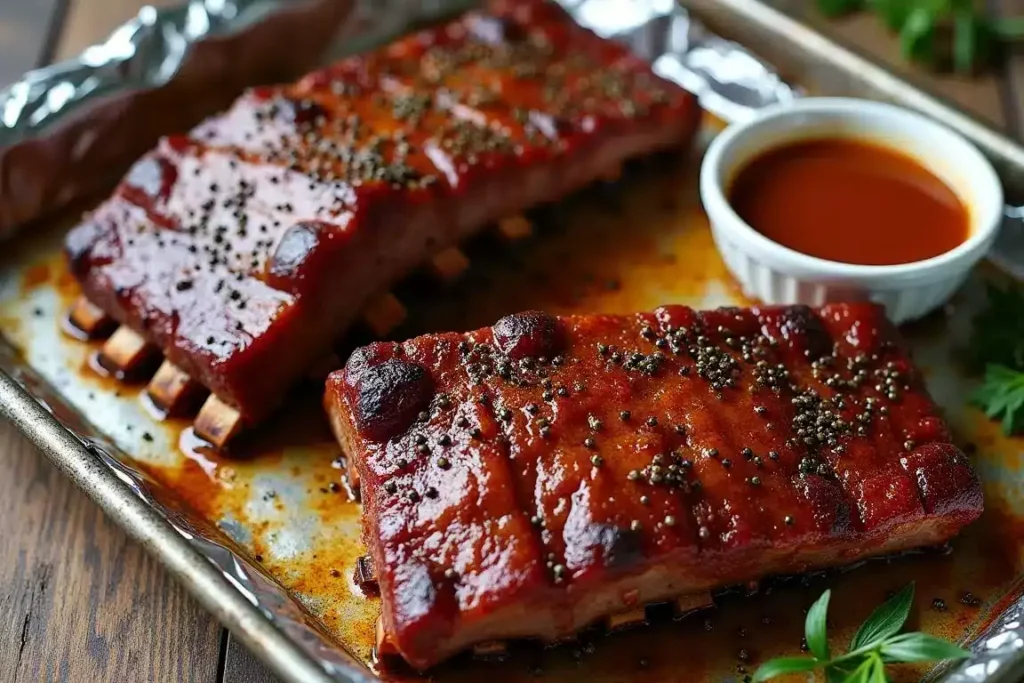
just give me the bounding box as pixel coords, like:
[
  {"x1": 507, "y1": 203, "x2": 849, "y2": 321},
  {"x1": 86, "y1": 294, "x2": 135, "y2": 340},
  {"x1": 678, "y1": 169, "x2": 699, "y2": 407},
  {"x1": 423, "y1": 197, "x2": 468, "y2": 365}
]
[
  {"x1": 64, "y1": 0, "x2": 699, "y2": 424},
  {"x1": 324, "y1": 303, "x2": 983, "y2": 670}
]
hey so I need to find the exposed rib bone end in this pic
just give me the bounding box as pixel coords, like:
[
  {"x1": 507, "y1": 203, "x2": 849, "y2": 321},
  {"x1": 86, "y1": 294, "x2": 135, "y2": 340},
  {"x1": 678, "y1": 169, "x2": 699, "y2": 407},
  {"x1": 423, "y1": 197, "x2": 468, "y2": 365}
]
[
  {"x1": 497, "y1": 214, "x2": 532, "y2": 241},
  {"x1": 147, "y1": 360, "x2": 204, "y2": 416},
  {"x1": 674, "y1": 592, "x2": 714, "y2": 618},
  {"x1": 606, "y1": 607, "x2": 647, "y2": 633},
  {"x1": 355, "y1": 555, "x2": 378, "y2": 587},
  {"x1": 67, "y1": 296, "x2": 115, "y2": 339},
  {"x1": 472, "y1": 641, "x2": 509, "y2": 661},
  {"x1": 193, "y1": 394, "x2": 243, "y2": 449},
  {"x1": 361, "y1": 292, "x2": 407, "y2": 338},
  {"x1": 375, "y1": 616, "x2": 399, "y2": 659},
  {"x1": 98, "y1": 326, "x2": 158, "y2": 377},
  {"x1": 429, "y1": 247, "x2": 470, "y2": 283}
]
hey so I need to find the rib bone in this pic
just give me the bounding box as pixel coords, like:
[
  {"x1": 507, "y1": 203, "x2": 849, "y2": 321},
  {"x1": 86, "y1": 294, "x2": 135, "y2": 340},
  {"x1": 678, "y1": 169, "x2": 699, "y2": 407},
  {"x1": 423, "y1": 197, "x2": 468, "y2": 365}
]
[
  {"x1": 497, "y1": 214, "x2": 532, "y2": 241},
  {"x1": 98, "y1": 326, "x2": 158, "y2": 377},
  {"x1": 67, "y1": 296, "x2": 115, "y2": 339},
  {"x1": 147, "y1": 360, "x2": 205, "y2": 415},
  {"x1": 361, "y1": 292, "x2": 407, "y2": 338},
  {"x1": 193, "y1": 394, "x2": 243, "y2": 449},
  {"x1": 429, "y1": 247, "x2": 470, "y2": 283}
]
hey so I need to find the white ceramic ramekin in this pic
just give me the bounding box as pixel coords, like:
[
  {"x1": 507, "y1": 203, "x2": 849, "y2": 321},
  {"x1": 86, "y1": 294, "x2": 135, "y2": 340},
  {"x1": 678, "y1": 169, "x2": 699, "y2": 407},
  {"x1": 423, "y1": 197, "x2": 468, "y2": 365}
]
[{"x1": 700, "y1": 97, "x2": 1004, "y2": 323}]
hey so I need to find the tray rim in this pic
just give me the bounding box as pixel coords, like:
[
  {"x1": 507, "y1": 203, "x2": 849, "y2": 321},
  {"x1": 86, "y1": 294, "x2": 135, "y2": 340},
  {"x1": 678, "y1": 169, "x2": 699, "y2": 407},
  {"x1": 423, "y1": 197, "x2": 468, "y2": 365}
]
[
  {"x1": 0, "y1": 369, "x2": 340, "y2": 683},
  {"x1": 4, "y1": 1, "x2": 1024, "y2": 682},
  {"x1": 686, "y1": 0, "x2": 1024, "y2": 199}
]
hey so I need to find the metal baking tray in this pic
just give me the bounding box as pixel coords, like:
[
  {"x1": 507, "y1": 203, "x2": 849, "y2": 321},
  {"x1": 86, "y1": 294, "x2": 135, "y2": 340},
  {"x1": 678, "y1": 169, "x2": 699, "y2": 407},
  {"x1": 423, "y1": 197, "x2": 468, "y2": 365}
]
[{"x1": 2, "y1": 1, "x2": 1023, "y2": 682}]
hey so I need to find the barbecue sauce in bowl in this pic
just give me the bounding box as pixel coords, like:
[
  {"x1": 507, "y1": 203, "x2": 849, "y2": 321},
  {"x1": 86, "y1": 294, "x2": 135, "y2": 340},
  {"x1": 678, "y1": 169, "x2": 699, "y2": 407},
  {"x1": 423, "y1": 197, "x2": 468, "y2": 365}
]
[{"x1": 728, "y1": 138, "x2": 969, "y2": 266}]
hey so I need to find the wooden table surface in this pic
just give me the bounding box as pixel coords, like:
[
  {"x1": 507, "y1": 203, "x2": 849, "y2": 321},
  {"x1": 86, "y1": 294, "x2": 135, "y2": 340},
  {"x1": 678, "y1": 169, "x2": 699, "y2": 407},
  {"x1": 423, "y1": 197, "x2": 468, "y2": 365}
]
[{"x1": 1, "y1": 1, "x2": 1023, "y2": 682}]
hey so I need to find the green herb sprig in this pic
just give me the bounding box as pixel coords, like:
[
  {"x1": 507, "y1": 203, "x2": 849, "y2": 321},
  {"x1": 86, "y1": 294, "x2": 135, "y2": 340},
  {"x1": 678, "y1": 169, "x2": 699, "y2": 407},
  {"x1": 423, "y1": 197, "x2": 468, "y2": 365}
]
[
  {"x1": 969, "y1": 284, "x2": 1024, "y2": 436},
  {"x1": 815, "y1": 0, "x2": 1024, "y2": 74},
  {"x1": 972, "y1": 365, "x2": 1024, "y2": 436},
  {"x1": 753, "y1": 583, "x2": 970, "y2": 682}
]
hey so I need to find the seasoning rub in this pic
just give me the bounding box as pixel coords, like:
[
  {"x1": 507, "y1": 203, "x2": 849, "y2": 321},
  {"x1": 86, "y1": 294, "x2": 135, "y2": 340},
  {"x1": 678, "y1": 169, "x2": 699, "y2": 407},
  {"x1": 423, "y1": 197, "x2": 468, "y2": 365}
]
[
  {"x1": 324, "y1": 303, "x2": 982, "y2": 670},
  {"x1": 64, "y1": 0, "x2": 700, "y2": 443}
]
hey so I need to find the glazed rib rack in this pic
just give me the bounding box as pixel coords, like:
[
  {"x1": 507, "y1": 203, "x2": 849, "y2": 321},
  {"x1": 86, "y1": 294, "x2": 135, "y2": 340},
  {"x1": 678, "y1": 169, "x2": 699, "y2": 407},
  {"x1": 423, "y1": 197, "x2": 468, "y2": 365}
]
[
  {"x1": 324, "y1": 303, "x2": 982, "y2": 670},
  {"x1": 63, "y1": 0, "x2": 700, "y2": 447}
]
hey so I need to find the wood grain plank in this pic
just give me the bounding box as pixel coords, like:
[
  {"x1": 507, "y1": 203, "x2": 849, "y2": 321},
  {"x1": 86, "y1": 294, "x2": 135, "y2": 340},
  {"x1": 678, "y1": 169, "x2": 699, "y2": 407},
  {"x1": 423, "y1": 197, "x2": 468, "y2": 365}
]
[
  {"x1": 0, "y1": 419, "x2": 223, "y2": 682},
  {"x1": 0, "y1": 2, "x2": 232, "y2": 680},
  {"x1": 993, "y1": 0, "x2": 1024, "y2": 138},
  {"x1": 222, "y1": 634, "x2": 283, "y2": 683}
]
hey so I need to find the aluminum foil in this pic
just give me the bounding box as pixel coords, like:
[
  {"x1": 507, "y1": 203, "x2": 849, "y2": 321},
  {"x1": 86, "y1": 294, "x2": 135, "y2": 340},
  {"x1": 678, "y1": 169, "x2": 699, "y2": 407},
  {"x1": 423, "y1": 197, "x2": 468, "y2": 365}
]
[
  {"x1": 1, "y1": 1, "x2": 1023, "y2": 682},
  {"x1": 0, "y1": 0, "x2": 482, "y2": 237}
]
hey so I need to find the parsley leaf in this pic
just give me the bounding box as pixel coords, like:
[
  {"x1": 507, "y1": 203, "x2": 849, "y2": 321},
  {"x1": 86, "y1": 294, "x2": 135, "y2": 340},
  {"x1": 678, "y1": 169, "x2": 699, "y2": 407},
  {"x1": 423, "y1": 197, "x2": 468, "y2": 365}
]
[
  {"x1": 969, "y1": 283, "x2": 1024, "y2": 436},
  {"x1": 971, "y1": 364, "x2": 1024, "y2": 435},
  {"x1": 971, "y1": 284, "x2": 1024, "y2": 372}
]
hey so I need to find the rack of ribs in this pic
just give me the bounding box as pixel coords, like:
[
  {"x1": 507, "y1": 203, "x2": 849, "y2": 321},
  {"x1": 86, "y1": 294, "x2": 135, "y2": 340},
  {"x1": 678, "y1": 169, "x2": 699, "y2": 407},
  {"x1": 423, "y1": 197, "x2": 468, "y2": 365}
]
[
  {"x1": 324, "y1": 303, "x2": 982, "y2": 670},
  {"x1": 63, "y1": 0, "x2": 700, "y2": 446}
]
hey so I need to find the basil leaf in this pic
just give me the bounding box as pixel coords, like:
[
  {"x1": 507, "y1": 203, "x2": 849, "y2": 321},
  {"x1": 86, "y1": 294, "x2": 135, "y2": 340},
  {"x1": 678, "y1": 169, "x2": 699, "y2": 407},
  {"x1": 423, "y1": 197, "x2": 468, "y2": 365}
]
[
  {"x1": 975, "y1": 17, "x2": 999, "y2": 70},
  {"x1": 843, "y1": 657, "x2": 876, "y2": 683},
  {"x1": 994, "y1": 17, "x2": 1024, "y2": 40},
  {"x1": 953, "y1": 11, "x2": 977, "y2": 74},
  {"x1": 751, "y1": 657, "x2": 821, "y2": 682},
  {"x1": 900, "y1": 7, "x2": 938, "y2": 64},
  {"x1": 868, "y1": 655, "x2": 891, "y2": 683},
  {"x1": 806, "y1": 589, "x2": 832, "y2": 660},
  {"x1": 817, "y1": 0, "x2": 865, "y2": 17},
  {"x1": 880, "y1": 633, "x2": 972, "y2": 663},
  {"x1": 850, "y1": 583, "x2": 914, "y2": 650},
  {"x1": 869, "y1": 0, "x2": 911, "y2": 31},
  {"x1": 825, "y1": 662, "x2": 858, "y2": 683}
]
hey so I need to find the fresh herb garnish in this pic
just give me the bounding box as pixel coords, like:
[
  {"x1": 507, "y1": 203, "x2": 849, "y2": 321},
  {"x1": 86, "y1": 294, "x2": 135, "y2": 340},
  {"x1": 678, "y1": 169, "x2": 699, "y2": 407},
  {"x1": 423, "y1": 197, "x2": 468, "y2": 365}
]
[
  {"x1": 972, "y1": 365, "x2": 1024, "y2": 435},
  {"x1": 969, "y1": 284, "x2": 1024, "y2": 436},
  {"x1": 971, "y1": 284, "x2": 1024, "y2": 371},
  {"x1": 752, "y1": 583, "x2": 970, "y2": 682},
  {"x1": 815, "y1": 0, "x2": 1024, "y2": 73}
]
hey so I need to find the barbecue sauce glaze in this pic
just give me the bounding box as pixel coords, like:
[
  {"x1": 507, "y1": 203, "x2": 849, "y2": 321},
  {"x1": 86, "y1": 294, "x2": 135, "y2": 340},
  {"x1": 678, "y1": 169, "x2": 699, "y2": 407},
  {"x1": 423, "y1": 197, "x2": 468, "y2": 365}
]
[{"x1": 728, "y1": 138, "x2": 969, "y2": 266}]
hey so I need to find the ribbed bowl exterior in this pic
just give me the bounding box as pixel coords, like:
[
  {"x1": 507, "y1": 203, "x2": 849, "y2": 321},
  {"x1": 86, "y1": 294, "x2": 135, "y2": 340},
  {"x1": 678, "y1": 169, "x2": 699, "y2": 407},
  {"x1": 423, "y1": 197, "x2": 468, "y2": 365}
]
[{"x1": 710, "y1": 224, "x2": 976, "y2": 323}]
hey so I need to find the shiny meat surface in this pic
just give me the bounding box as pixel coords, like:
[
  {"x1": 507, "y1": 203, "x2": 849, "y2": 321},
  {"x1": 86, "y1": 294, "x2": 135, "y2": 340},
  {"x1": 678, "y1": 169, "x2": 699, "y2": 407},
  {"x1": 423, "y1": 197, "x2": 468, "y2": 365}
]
[
  {"x1": 324, "y1": 303, "x2": 983, "y2": 669},
  {"x1": 65, "y1": 0, "x2": 699, "y2": 423}
]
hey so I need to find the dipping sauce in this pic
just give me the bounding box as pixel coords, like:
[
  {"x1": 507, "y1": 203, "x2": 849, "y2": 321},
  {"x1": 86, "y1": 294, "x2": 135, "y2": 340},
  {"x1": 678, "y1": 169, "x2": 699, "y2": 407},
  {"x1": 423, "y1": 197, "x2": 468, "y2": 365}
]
[{"x1": 728, "y1": 138, "x2": 969, "y2": 266}]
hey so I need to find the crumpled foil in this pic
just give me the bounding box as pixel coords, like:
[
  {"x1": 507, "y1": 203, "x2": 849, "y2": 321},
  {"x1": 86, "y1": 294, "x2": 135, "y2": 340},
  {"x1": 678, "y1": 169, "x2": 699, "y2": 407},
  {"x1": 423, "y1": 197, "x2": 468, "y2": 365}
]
[
  {"x1": 0, "y1": 0, "x2": 477, "y2": 237},
  {"x1": 1, "y1": 1, "x2": 1022, "y2": 682}
]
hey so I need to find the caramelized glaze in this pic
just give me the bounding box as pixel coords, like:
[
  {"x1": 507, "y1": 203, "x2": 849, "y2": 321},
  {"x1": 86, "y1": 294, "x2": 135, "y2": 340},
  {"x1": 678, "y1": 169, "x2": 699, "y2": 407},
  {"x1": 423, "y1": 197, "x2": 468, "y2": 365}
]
[
  {"x1": 63, "y1": 0, "x2": 698, "y2": 424},
  {"x1": 326, "y1": 302, "x2": 980, "y2": 668}
]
